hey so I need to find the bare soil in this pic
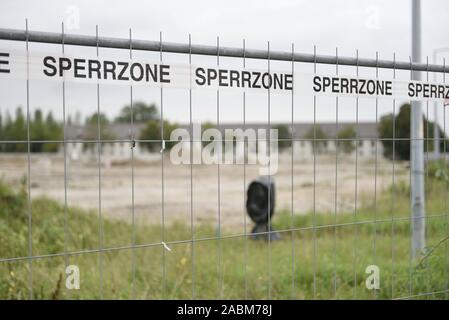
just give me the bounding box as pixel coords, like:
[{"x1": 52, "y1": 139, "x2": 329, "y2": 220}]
[{"x1": 0, "y1": 153, "x2": 408, "y2": 229}]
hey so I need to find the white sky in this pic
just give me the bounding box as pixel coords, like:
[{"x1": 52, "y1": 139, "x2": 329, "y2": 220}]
[{"x1": 1, "y1": 0, "x2": 449, "y2": 125}]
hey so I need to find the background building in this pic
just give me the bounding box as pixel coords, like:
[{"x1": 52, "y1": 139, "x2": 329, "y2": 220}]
[{"x1": 63, "y1": 122, "x2": 382, "y2": 161}]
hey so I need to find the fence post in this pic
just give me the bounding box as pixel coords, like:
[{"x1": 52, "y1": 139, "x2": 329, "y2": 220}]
[{"x1": 411, "y1": 0, "x2": 426, "y2": 259}]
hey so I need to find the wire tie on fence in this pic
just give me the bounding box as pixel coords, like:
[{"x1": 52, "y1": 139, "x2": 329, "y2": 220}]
[
  {"x1": 160, "y1": 140, "x2": 165, "y2": 153},
  {"x1": 161, "y1": 241, "x2": 171, "y2": 252}
]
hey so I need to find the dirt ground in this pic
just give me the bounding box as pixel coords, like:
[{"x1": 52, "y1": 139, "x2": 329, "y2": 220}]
[{"x1": 0, "y1": 152, "x2": 408, "y2": 229}]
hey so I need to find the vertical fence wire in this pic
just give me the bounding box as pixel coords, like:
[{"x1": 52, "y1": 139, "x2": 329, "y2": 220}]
[
  {"x1": 188, "y1": 33, "x2": 195, "y2": 299},
  {"x1": 242, "y1": 38, "x2": 248, "y2": 300},
  {"x1": 333, "y1": 47, "x2": 339, "y2": 297},
  {"x1": 408, "y1": 56, "x2": 413, "y2": 298},
  {"x1": 25, "y1": 18, "x2": 33, "y2": 300},
  {"x1": 216, "y1": 35, "x2": 223, "y2": 299},
  {"x1": 61, "y1": 22, "x2": 69, "y2": 275},
  {"x1": 290, "y1": 42, "x2": 296, "y2": 299},
  {"x1": 159, "y1": 31, "x2": 166, "y2": 299},
  {"x1": 312, "y1": 45, "x2": 317, "y2": 299},
  {"x1": 267, "y1": 40, "x2": 272, "y2": 299},
  {"x1": 373, "y1": 51, "x2": 379, "y2": 278},
  {"x1": 444, "y1": 57, "x2": 448, "y2": 300},
  {"x1": 391, "y1": 52, "x2": 397, "y2": 299},
  {"x1": 95, "y1": 25, "x2": 104, "y2": 299},
  {"x1": 129, "y1": 28, "x2": 136, "y2": 299},
  {"x1": 425, "y1": 56, "x2": 430, "y2": 298},
  {"x1": 353, "y1": 49, "x2": 359, "y2": 299}
]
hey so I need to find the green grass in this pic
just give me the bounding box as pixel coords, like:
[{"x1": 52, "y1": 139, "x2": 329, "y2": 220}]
[{"x1": 0, "y1": 176, "x2": 449, "y2": 300}]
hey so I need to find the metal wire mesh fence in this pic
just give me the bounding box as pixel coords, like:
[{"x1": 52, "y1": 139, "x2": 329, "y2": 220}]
[{"x1": 0, "y1": 22, "x2": 448, "y2": 300}]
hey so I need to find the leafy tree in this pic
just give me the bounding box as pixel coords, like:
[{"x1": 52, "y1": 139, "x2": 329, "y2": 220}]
[
  {"x1": 2, "y1": 111, "x2": 14, "y2": 152},
  {"x1": 42, "y1": 111, "x2": 62, "y2": 152},
  {"x1": 0, "y1": 111, "x2": 3, "y2": 141},
  {"x1": 3, "y1": 107, "x2": 27, "y2": 152},
  {"x1": 0, "y1": 107, "x2": 62, "y2": 153},
  {"x1": 378, "y1": 103, "x2": 447, "y2": 160},
  {"x1": 273, "y1": 124, "x2": 291, "y2": 150},
  {"x1": 13, "y1": 107, "x2": 27, "y2": 152},
  {"x1": 115, "y1": 102, "x2": 159, "y2": 123},
  {"x1": 337, "y1": 125, "x2": 356, "y2": 153},
  {"x1": 83, "y1": 112, "x2": 115, "y2": 150},
  {"x1": 30, "y1": 109, "x2": 45, "y2": 152},
  {"x1": 0, "y1": 110, "x2": 4, "y2": 152},
  {"x1": 28, "y1": 109, "x2": 63, "y2": 152},
  {"x1": 139, "y1": 119, "x2": 178, "y2": 152},
  {"x1": 304, "y1": 125, "x2": 328, "y2": 153}
]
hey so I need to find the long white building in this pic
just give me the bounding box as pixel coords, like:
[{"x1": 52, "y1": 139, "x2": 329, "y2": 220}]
[{"x1": 63, "y1": 122, "x2": 383, "y2": 161}]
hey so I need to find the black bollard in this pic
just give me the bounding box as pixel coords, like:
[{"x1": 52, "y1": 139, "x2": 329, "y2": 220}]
[{"x1": 246, "y1": 176, "x2": 281, "y2": 241}]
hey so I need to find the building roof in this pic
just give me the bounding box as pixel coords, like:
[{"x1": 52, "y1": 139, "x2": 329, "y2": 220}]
[
  {"x1": 65, "y1": 123, "x2": 147, "y2": 140},
  {"x1": 65, "y1": 122, "x2": 379, "y2": 140},
  {"x1": 291, "y1": 122, "x2": 378, "y2": 139}
]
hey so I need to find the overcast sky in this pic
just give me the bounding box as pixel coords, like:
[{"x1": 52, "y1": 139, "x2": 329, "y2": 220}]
[{"x1": 1, "y1": 0, "x2": 449, "y2": 125}]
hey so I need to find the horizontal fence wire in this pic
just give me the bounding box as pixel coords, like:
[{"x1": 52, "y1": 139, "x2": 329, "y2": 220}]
[
  {"x1": 1, "y1": 138, "x2": 448, "y2": 143},
  {"x1": 0, "y1": 212, "x2": 445, "y2": 264}
]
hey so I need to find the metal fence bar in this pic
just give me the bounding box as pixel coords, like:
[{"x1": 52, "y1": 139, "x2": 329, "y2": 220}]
[
  {"x1": 394, "y1": 288, "x2": 449, "y2": 300},
  {"x1": 2, "y1": 213, "x2": 447, "y2": 265},
  {"x1": 411, "y1": 0, "x2": 426, "y2": 261},
  {"x1": 1, "y1": 137, "x2": 442, "y2": 144},
  {"x1": 2, "y1": 28, "x2": 449, "y2": 73}
]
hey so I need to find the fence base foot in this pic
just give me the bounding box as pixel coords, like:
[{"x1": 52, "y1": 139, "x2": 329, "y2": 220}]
[{"x1": 250, "y1": 223, "x2": 281, "y2": 241}]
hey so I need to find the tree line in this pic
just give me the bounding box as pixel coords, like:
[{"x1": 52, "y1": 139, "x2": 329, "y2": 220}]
[
  {"x1": 1, "y1": 102, "x2": 446, "y2": 160},
  {"x1": 0, "y1": 107, "x2": 62, "y2": 152},
  {"x1": 378, "y1": 103, "x2": 448, "y2": 160}
]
